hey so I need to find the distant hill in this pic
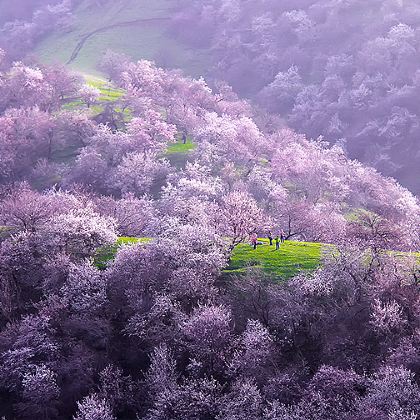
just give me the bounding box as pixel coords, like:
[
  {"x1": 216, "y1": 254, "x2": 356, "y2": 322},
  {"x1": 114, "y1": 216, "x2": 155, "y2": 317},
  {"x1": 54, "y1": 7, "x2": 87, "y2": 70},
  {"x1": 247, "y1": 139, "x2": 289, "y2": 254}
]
[
  {"x1": 0, "y1": 0, "x2": 53, "y2": 24},
  {"x1": 33, "y1": 0, "x2": 211, "y2": 77}
]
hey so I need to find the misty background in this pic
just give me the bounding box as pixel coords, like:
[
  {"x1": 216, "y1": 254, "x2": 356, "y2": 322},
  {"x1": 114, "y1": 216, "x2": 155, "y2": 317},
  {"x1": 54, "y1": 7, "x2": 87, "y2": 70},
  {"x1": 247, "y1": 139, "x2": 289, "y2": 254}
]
[{"x1": 1, "y1": 0, "x2": 419, "y2": 193}]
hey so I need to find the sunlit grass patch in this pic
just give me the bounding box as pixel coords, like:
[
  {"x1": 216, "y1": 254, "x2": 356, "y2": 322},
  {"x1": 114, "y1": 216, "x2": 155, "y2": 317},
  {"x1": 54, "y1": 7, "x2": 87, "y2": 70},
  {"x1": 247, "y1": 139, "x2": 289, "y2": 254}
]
[
  {"x1": 95, "y1": 236, "x2": 323, "y2": 278},
  {"x1": 95, "y1": 237, "x2": 151, "y2": 269},
  {"x1": 85, "y1": 76, "x2": 124, "y2": 102},
  {"x1": 94, "y1": 236, "x2": 418, "y2": 278},
  {"x1": 164, "y1": 137, "x2": 196, "y2": 168},
  {"x1": 225, "y1": 239, "x2": 323, "y2": 280},
  {"x1": 166, "y1": 140, "x2": 196, "y2": 155}
]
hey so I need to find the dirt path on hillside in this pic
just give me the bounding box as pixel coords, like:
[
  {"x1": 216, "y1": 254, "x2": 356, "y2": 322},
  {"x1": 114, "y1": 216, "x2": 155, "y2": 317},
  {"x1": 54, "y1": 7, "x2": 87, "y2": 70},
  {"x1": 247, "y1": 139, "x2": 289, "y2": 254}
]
[{"x1": 66, "y1": 17, "x2": 170, "y2": 64}]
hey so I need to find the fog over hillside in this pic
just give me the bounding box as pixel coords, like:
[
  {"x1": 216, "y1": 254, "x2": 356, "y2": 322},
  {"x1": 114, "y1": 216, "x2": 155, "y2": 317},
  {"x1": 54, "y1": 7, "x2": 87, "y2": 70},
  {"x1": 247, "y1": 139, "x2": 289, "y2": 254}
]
[
  {"x1": 1, "y1": 0, "x2": 420, "y2": 192},
  {"x1": 0, "y1": 1, "x2": 419, "y2": 419},
  {"x1": 172, "y1": 0, "x2": 420, "y2": 193}
]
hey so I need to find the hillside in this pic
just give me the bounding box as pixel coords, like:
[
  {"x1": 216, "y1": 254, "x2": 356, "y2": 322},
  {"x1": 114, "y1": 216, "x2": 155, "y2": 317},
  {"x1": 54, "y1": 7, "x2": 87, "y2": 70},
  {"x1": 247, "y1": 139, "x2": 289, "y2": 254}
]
[
  {"x1": 1, "y1": 41, "x2": 419, "y2": 419},
  {"x1": 96, "y1": 237, "x2": 419, "y2": 279},
  {"x1": 172, "y1": 0, "x2": 420, "y2": 194},
  {"x1": 34, "y1": 0, "x2": 210, "y2": 77}
]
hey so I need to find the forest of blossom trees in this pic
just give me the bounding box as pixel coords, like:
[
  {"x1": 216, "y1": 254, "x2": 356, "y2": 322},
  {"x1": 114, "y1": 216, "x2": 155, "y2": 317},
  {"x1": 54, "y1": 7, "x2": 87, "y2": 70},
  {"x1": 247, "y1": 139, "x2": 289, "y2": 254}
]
[
  {"x1": 0, "y1": 38, "x2": 419, "y2": 419},
  {"x1": 173, "y1": 0, "x2": 420, "y2": 194},
  {"x1": 2, "y1": 0, "x2": 420, "y2": 192}
]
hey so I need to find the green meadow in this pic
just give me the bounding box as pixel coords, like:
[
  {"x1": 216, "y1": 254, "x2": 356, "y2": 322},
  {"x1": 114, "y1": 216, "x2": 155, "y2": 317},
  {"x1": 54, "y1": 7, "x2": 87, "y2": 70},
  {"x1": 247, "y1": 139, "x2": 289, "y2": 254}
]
[
  {"x1": 95, "y1": 236, "x2": 324, "y2": 280},
  {"x1": 225, "y1": 239, "x2": 323, "y2": 280},
  {"x1": 34, "y1": 0, "x2": 211, "y2": 77}
]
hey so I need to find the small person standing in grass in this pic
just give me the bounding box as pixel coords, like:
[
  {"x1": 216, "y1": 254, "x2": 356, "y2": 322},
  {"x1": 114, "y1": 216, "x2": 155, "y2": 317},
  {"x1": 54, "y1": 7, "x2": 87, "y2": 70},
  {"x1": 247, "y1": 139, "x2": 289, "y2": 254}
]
[
  {"x1": 275, "y1": 236, "x2": 280, "y2": 250},
  {"x1": 251, "y1": 233, "x2": 258, "y2": 250},
  {"x1": 268, "y1": 231, "x2": 273, "y2": 246},
  {"x1": 182, "y1": 131, "x2": 187, "y2": 144},
  {"x1": 280, "y1": 230, "x2": 286, "y2": 243}
]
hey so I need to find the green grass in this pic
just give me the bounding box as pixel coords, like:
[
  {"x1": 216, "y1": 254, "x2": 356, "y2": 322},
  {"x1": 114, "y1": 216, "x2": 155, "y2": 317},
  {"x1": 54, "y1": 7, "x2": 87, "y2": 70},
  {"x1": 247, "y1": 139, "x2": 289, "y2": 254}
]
[
  {"x1": 62, "y1": 74, "x2": 130, "y2": 124},
  {"x1": 225, "y1": 239, "x2": 323, "y2": 280},
  {"x1": 64, "y1": 75, "x2": 124, "y2": 107},
  {"x1": 34, "y1": 0, "x2": 211, "y2": 77},
  {"x1": 96, "y1": 236, "x2": 323, "y2": 279},
  {"x1": 85, "y1": 75, "x2": 131, "y2": 119},
  {"x1": 164, "y1": 137, "x2": 196, "y2": 168},
  {"x1": 62, "y1": 99, "x2": 84, "y2": 111},
  {"x1": 92, "y1": 235, "x2": 420, "y2": 279},
  {"x1": 86, "y1": 76, "x2": 125, "y2": 102},
  {"x1": 94, "y1": 237, "x2": 151, "y2": 269},
  {"x1": 166, "y1": 139, "x2": 196, "y2": 155}
]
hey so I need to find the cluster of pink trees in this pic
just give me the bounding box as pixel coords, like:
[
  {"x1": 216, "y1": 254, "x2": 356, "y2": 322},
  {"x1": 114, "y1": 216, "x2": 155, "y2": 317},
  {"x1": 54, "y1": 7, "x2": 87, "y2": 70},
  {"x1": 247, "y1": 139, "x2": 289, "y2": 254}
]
[
  {"x1": 0, "y1": 49, "x2": 417, "y2": 251},
  {"x1": 99, "y1": 55, "x2": 419, "y2": 251},
  {"x1": 173, "y1": 0, "x2": 420, "y2": 194},
  {"x1": 0, "y1": 48, "x2": 417, "y2": 256},
  {"x1": 0, "y1": 186, "x2": 418, "y2": 418},
  {"x1": 0, "y1": 53, "x2": 418, "y2": 418}
]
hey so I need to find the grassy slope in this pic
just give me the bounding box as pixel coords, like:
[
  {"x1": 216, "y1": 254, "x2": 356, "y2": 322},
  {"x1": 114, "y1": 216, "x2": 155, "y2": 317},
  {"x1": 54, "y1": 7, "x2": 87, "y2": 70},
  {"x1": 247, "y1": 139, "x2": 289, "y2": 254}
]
[
  {"x1": 86, "y1": 76, "x2": 125, "y2": 103},
  {"x1": 62, "y1": 76, "x2": 124, "y2": 110},
  {"x1": 95, "y1": 236, "x2": 324, "y2": 279},
  {"x1": 34, "y1": 0, "x2": 210, "y2": 77},
  {"x1": 164, "y1": 136, "x2": 197, "y2": 168},
  {"x1": 59, "y1": 74, "x2": 196, "y2": 168},
  {"x1": 54, "y1": 75, "x2": 125, "y2": 165},
  {"x1": 225, "y1": 239, "x2": 323, "y2": 280},
  {"x1": 166, "y1": 139, "x2": 196, "y2": 155},
  {"x1": 95, "y1": 236, "x2": 419, "y2": 280}
]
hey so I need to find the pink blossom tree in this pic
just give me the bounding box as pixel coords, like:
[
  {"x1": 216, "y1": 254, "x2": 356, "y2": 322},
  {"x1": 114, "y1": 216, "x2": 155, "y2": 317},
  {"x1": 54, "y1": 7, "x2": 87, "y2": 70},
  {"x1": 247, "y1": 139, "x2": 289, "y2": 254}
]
[
  {"x1": 79, "y1": 84, "x2": 100, "y2": 108},
  {"x1": 229, "y1": 319, "x2": 274, "y2": 380},
  {"x1": 113, "y1": 152, "x2": 170, "y2": 196},
  {"x1": 180, "y1": 304, "x2": 232, "y2": 374},
  {"x1": 127, "y1": 109, "x2": 177, "y2": 154},
  {"x1": 41, "y1": 207, "x2": 117, "y2": 259},
  {"x1": 74, "y1": 394, "x2": 115, "y2": 420},
  {"x1": 0, "y1": 185, "x2": 56, "y2": 232},
  {"x1": 17, "y1": 364, "x2": 60, "y2": 419},
  {"x1": 194, "y1": 112, "x2": 267, "y2": 167},
  {"x1": 219, "y1": 191, "x2": 265, "y2": 251},
  {"x1": 94, "y1": 193, "x2": 155, "y2": 237}
]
